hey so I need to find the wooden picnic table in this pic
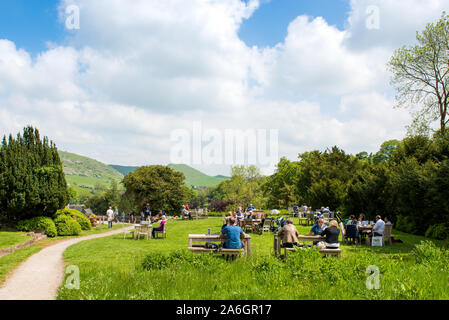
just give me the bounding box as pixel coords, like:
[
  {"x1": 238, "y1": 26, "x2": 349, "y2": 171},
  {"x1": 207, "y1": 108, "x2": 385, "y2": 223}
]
[
  {"x1": 188, "y1": 234, "x2": 251, "y2": 257},
  {"x1": 273, "y1": 233, "x2": 325, "y2": 256},
  {"x1": 358, "y1": 225, "x2": 373, "y2": 231}
]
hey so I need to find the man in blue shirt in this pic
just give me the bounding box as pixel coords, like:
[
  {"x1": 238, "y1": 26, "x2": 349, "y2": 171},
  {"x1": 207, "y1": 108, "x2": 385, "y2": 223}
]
[
  {"x1": 309, "y1": 218, "x2": 327, "y2": 236},
  {"x1": 220, "y1": 217, "x2": 245, "y2": 249}
]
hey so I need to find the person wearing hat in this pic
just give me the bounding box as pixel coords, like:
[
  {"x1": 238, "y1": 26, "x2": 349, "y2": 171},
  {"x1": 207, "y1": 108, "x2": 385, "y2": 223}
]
[{"x1": 106, "y1": 207, "x2": 114, "y2": 229}]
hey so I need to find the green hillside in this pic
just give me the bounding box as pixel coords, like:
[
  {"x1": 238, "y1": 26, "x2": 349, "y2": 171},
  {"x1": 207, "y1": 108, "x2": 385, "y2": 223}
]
[
  {"x1": 59, "y1": 150, "x2": 227, "y2": 195},
  {"x1": 59, "y1": 151, "x2": 124, "y2": 198},
  {"x1": 167, "y1": 164, "x2": 228, "y2": 187},
  {"x1": 109, "y1": 165, "x2": 138, "y2": 176},
  {"x1": 108, "y1": 164, "x2": 228, "y2": 187}
]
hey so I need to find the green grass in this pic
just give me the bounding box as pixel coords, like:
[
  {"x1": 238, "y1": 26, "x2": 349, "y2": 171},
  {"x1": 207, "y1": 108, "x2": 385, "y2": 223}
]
[
  {"x1": 0, "y1": 223, "x2": 130, "y2": 285},
  {"x1": 0, "y1": 231, "x2": 33, "y2": 250},
  {"x1": 57, "y1": 218, "x2": 449, "y2": 300}
]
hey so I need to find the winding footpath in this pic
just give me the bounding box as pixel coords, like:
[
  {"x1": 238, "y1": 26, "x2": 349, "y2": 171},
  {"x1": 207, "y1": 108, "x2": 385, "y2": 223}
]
[{"x1": 0, "y1": 225, "x2": 133, "y2": 300}]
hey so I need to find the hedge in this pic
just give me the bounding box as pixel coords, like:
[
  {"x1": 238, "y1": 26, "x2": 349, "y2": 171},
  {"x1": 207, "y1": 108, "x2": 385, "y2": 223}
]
[
  {"x1": 55, "y1": 208, "x2": 91, "y2": 231},
  {"x1": 54, "y1": 214, "x2": 82, "y2": 236},
  {"x1": 16, "y1": 216, "x2": 58, "y2": 238}
]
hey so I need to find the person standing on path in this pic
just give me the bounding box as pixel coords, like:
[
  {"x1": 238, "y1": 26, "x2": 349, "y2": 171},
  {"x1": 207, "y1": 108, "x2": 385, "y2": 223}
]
[
  {"x1": 107, "y1": 207, "x2": 114, "y2": 228},
  {"x1": 143, "y1": 203, "x2": 151, "y2": 221}
]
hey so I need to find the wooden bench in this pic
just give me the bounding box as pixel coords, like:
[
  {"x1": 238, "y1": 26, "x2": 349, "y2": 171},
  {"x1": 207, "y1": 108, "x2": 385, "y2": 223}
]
[
  {"x1": 188, "y1": 234, "x2": 251, "y2": 257},
  {"x1": 283, "y1": 247, "x2": 341, "y2": 258},
  {"x1": 188, "y1": 247, "x2": 244, "y2": 256}
]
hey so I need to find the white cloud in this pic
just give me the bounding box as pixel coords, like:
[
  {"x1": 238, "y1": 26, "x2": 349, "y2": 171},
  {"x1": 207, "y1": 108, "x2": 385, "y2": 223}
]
[{"x1": 1, "y1": 0, "x2": 447, "y2": 176}]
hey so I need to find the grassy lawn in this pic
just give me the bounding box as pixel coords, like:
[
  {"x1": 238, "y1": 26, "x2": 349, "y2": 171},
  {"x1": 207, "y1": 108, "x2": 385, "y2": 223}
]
[
  {"x1": 0, "y1": 231, "x2": 33, "y2": 250},
  {"x1": 57, "y1": 218, "x2": 449, "y2": 300},
  {"x1": 0, "y1": 223, "x2": 130, "y2": 285}
]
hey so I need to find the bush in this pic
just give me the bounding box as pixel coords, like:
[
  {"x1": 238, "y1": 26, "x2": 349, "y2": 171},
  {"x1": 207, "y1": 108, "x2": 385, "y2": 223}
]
[
  {"x1": 425, "y1": 224, "x2": 449, "y2": 240},
  {"x1": 412, "y1": 241, "x2": 449, "y2": 266},
  {"x1": 16, "y1": 216, "x2": 57, "y2": 237},
  {"x1": 54, "y1": 214, "x2": 82, "y2": 236},
  {"x1": 208, "y1": 200, "x2": 233, "y2": 213},
  {"x1": 395, "y1": 215, "x2": 417, "y2": 234},
  {"x1": 55, "y1": 209, "x2": 91, "y2": 231}
]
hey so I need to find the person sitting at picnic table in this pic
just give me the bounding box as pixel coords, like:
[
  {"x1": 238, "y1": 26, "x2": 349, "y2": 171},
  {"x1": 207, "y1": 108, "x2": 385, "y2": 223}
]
[
  {"x1": 236, "y1": 210, "x2": 244, "y2": 226},
  {"x1": 152, "y1": 215, "x2": 167, "y2": 238},
  {"x1": 372, "y1": 215, "x2": 385, "y2": 237},
  {"x1": 358, "y1": 213, "x2": 367, "y2": 225},
  {"x1": 346, "y1": 215, "x2": 360, "y2": 243},
  {"x1": 384, "y1": 216, "x2": 392, "y2": 225},
  {"x1": 309, "y1": 218, "x2": 327, "y2": 236},
  {"x1": 320, "y1": 220, "x2": 340, "y2": 249},
  {"x1": 221, "y1": 216, "x2": 232, "y2": 231},
  {"x1": 220, "y1": 217, "x2": 245, "y2": 249},
  {"x1": 278, "y1": 218, "x2": 299, "y2": 248},
  {"x1": 292, "y1": 204, "x2": 299, "y2": 215}
]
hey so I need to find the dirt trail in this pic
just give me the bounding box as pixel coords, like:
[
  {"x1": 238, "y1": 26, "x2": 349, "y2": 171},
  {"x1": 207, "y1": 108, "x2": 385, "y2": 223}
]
[{"x1": 0, "y1": 226, "x2": 132, "y2": 300}]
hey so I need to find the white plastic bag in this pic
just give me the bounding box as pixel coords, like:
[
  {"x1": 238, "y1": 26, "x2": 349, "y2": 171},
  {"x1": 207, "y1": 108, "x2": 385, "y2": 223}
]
[{"x1": 371, "y1": 236, "x2": 383, "y2": 247}]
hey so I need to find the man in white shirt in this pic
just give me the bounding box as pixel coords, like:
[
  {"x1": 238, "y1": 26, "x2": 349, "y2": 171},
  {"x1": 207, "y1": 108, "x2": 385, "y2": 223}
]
[
  {"x1": 372, "y1": 215, "x2": 385, "y2": 236},
  {"x1": 107, "y1": 207, "x2": 114, "y2": 229}
]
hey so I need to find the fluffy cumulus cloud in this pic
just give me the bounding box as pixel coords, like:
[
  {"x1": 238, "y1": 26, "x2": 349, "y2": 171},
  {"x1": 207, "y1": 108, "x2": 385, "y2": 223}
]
[{"x1": 0, "y1": 0, "x2": 446, "y2": 175}]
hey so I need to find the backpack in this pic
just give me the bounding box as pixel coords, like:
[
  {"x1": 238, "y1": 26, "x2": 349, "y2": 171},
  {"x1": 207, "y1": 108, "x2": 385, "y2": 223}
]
[{"x1": 205, "y1": 242, "x2": 219, "y2": 249}]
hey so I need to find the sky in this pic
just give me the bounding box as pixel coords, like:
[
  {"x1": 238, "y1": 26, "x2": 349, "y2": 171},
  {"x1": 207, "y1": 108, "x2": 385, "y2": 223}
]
[{"x1": 0, "y1": 0, "x2": 448, "y2": 176}]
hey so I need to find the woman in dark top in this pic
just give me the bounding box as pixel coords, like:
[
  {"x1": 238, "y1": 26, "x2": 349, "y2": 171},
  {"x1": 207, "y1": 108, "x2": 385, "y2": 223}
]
[{"x1": 320, "y1": 220, "x2": 340, "y2": 249}]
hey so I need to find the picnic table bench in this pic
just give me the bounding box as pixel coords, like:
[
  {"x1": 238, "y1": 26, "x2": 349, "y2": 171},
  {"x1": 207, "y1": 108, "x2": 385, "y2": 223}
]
[
  {"x1": 274, "y1": 234, "x2": 341, "y2": 257},
  {"x1": 188, "y1": 234, "x2": 251, "y2": 258}
]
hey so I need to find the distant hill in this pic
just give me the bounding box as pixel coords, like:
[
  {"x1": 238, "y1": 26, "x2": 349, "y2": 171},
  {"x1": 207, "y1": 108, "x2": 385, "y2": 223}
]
[
  {"x1": 59, "y1": 150, "x2": 227, "y2": 192},
  {"x1": 59, "y1": 151, "x2": 124, "y2": 198},
  {"x1": 108, "y1": 163, "x2": 228, "y2": 187},
  {"x1": 167, "y1": 164, "x2": 228, "y2": 187},
  {"x1": 109, "y1": 165, "x2": 139, "y2": 176}
]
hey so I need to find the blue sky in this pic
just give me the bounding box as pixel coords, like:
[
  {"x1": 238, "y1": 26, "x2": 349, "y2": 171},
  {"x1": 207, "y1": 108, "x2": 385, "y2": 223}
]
[
  {"x1": 1, "y1": 0, "x2": 351, "y2": 54},
  {"x1": 239, "y1": 0, "x2": 351, "y2": 47},
  {"x1": 0, "y1": 0, "x2": 65, "y2": 55}
]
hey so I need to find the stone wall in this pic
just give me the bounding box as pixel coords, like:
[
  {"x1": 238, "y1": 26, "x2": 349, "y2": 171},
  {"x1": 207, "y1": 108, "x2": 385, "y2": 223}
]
[{"x1": 0, "y1": 233, "x2": 47, "y2": 258}]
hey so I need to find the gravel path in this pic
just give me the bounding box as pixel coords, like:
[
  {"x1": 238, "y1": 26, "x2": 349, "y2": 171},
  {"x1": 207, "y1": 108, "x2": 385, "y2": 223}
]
[{"x1": 0, "y1": 225, "x2": 132, "y2": 300}]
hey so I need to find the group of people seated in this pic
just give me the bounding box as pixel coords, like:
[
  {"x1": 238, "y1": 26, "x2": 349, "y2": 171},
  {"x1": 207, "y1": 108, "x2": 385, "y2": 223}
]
[
  {"x1": 278, "y1": 217, "x2": 341, "y2": 250},
  {"x1": 181, "y1": 204, "x2": 192, "y2": 220},
  {"x1": 348, "y1": 214, "x2": 396, "y2": 244},
  {"x1": 228, "y1": 204, "x2": 263, "y2": 227}
]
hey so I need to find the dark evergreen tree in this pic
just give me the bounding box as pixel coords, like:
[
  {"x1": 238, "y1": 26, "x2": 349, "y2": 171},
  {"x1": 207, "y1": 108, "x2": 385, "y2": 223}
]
[{"x1": 0, "y1": 126, "x2": 69, "y2": 222}]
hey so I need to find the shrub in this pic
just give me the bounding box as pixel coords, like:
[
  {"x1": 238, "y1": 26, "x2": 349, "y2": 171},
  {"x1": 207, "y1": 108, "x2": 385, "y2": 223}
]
[
  {"x1": 395, "y1": 215, "x2": 417, "y2": 234},
  {"x1": 54, "y1": 214, "x2": 82, "y2": 236},
  {"x1": 208, "y1": 200, "x2": 232, "y2": 213},
  {"x1": 55, "y1": 209, "x2": 91, "y2": 231},
  {"x1": 412, "y1": 241, "x2": 448, "y2": 265},
  {"x1": 16, "y1": 216, "x2": 57, "y2": 237},
  {"x1": 425, "y1": 224, "x2": 449, "y2": 240}
]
